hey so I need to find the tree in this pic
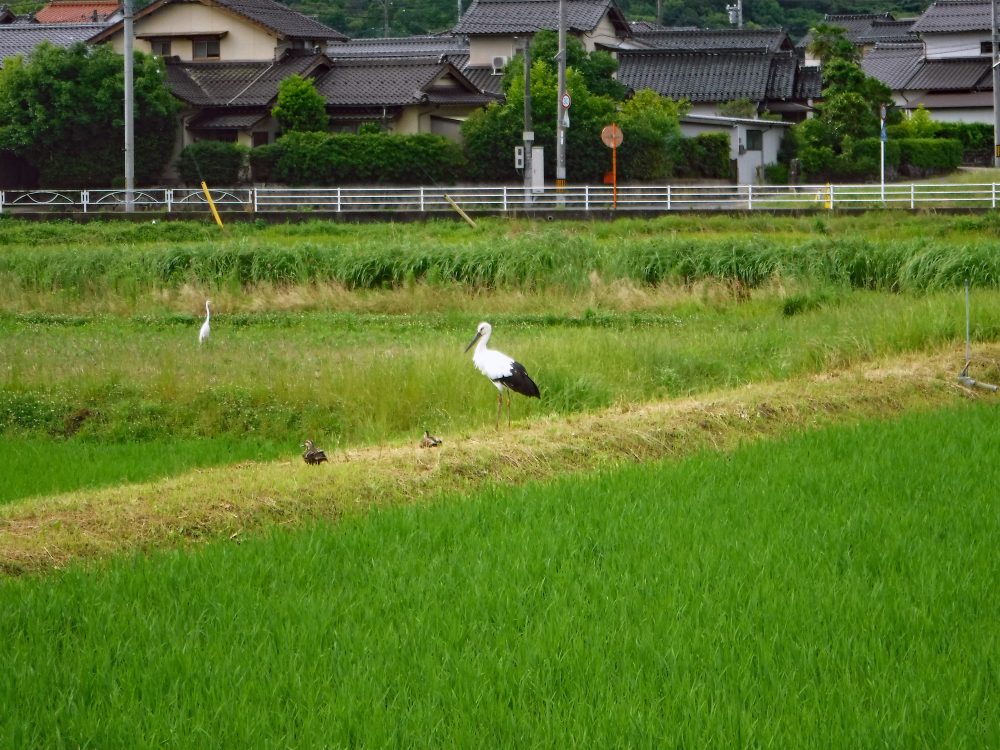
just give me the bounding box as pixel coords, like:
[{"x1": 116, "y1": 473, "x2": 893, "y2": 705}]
[
  {"x1": 806, "y1": 23, "x2": 859, "y2": 65},
  {"x1": 615, "y1": 89, "x2": 687, "y2": 180},
  {"x1": 502, "y1": 30, "x2": 627, "y2": 102},
  {"x1": 0, "y1": 42, "x2": 177, "y2": 187},
  {"x1": 791, "y1": 57, "x2": 894, "y2": 181},
  {"x1": 271, "y1": 74, "x2": 329, "y2": 133}
]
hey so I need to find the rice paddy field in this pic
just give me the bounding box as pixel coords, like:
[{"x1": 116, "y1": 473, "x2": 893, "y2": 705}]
[{"x1": 2, "y1": 212, "x2": 1000, "y2": 746}]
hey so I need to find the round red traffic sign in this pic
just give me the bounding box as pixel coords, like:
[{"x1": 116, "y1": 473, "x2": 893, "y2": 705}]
[{"x1": 601, "y1": 123, "x2": 623, "y2": 148}]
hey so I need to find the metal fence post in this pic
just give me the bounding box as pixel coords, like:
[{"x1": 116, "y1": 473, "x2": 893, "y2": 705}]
[
  {"x1": 994, "y1": 183, "x2": 997, "y2": 209},
  {"x1": 420, "y1": 187, "x2": 425, "y2": 213},
  {"x1": 337, "y1": 187, "x2": 342, "y2": 213},
  {"x1": 585, "y1": 185, "x2": 589, "y2": 212},
  {"x1": 502, "y1": 186, "x2": 507, "y2": 212},
  {"x1": 747, "y1": 184, "x2": 753, "y2": 211},
  {"x1": 82, "y1": 190, "x2": 88, "y2": 214},
  {"x1": 911, "y1": 183, "x2": 915, "y2": 210},
  {"x1": 0, "y1": 191, "x2": 4, "y2": 215},
  {"x1": 667, "y1": 184, "x2": 671, "y2": 211}
]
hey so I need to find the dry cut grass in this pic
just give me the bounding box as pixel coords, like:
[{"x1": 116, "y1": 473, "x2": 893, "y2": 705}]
[{"x1": 1, "y1": 343, "x2": 995, "y2": 576}]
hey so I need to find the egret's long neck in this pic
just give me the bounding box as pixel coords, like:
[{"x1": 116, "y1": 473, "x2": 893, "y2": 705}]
[{"x1": 205, "y1": 302, "x2": 211, "y2": 320}]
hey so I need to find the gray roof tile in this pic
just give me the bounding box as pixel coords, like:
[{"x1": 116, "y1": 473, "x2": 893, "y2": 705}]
[
  {"x1": 165, "y1": 52, "x2": 326, "y2": 106},
  {"x1": 632, "y1": 27, "x2": 792, "y2": 53},
  {"x1": 910, "y1": 0, "x2": 992, "y2": 34},
  {"x1": 905, "y1": 57, "x2": 991, "y2": 89},
  {"x1": 618, "y1": 49, "x2": 773, "y2": 102},
  {"x1": 327, "y1": 34, "x2": 467, "y2": 58},
  {"x1": 0, "y1": 21, "x2": 107, "y2": 67},
  {"x1": 313, "y1": 56, "x2": 493, "y2": 106},
  {"x1": 453, "y1": 0, "x2": 629, "y2": 37},
  {"x1": 211, "y1": 0, "x2": 347, "y2": 40},
  {"x1": 860, "y1": 42, "x2": 925, "y2": 88}
]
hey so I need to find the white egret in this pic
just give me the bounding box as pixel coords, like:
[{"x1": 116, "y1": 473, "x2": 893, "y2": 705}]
[
  {"x1": 464, "y1": 321, "x2": 540, "y2": 428},
  {"x1": 302, "y1": 440, "x2": 328, "y2": 465},
  {"x1": 199, "y1": 300, "x2": 211, "y2": 344}
]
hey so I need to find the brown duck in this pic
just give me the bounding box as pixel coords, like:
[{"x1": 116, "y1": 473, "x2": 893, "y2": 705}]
[{"x1": 302, "y1": 440, "x2": 328, "y2": 465}]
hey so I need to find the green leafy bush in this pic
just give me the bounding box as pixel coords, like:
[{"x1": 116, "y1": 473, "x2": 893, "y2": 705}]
[
  {"x1": 673, "y1": 133, "x2": 731, "y2": 179},
  {"x1": 897, "y1": 138, "x2": 963, "y2": 177},
  {"x1": 248, "y1": 131, "x2": 467, "y2": 185},
  {"x1": 176, "y1": 141, "x2": 249, "y2": 186}
]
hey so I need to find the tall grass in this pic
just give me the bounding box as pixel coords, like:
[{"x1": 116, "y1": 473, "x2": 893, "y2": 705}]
[
  {"x1": 2, "y1": 403, "x2": 998, "y2": 747},
  {"x1": 1, "y1": 290, "x2": 988, "y2": 451},
  {"x1": 4, "y1": 215, "x2": 1000, "y2": 300}
]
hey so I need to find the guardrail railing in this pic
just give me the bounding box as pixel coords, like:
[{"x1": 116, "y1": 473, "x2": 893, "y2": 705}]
[{"x1": 1, "y1": 183, "x2": 998, "y2": 216}]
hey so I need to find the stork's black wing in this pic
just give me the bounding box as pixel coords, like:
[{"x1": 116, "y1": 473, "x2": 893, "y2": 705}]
[{"x1": 496, "y1": 361, "x2": 540, "y2": 398}]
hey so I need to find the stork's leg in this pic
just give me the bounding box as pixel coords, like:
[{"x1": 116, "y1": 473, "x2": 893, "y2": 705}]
[
  {"x1": 496, "y1": 392, "x2": 502, "y2": 429},
  {"x1": 506, "y1": 390, "x2": 512, "y2": 427}
]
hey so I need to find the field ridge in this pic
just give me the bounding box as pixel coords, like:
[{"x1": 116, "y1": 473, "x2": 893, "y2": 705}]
[{"x1": 2, "y1": 343, "x2": 995, "y2": 576}]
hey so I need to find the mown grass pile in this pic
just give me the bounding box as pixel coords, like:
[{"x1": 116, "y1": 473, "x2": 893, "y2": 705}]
[{"x1": 2, "y1": 403, "x2": 997, "y2": 747}]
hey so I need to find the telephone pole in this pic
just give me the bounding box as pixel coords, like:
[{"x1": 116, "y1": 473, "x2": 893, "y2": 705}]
[
  {"x1": 123, "y1": 0, "x2": 134, "y2": 212},
  {"x1": 555, "y1": 0, "x2": 566, "y2": 191},
  {"x1": 992, "y1": 0, "x2": 999, "y2": 166}
]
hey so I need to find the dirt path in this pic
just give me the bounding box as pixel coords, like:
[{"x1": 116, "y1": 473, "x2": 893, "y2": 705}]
[{"x1": 2, "y1": 345, "x2": 996, "y2": 576}]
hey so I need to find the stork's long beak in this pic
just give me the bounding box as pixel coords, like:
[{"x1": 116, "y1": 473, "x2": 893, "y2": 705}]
[{"x1": 464, "y1": 331, "x2": 482, "y2": 353}]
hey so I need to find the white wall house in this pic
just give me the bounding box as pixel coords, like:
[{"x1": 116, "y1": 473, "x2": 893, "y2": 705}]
[{"x1": 679, "y1": 115, "x2": 791, "y2": 185}]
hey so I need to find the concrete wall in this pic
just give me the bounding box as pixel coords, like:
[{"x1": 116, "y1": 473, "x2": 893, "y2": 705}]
[{"x1": 922, "y1": 31, "x2": 986, "y2": 59}]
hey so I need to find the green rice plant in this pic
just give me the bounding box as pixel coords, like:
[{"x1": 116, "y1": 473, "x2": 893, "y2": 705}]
[
  {"x1": 0, "y1": 437, "x2": 285, "y2": 505},
  {"x1": 1, "y1": 403, "x2": 997, "y2": 747}
]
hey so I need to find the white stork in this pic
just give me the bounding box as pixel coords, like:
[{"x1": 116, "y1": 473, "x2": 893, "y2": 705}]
[{"x1": 465, "y1": 321, "x2": 540, "y2": 428}]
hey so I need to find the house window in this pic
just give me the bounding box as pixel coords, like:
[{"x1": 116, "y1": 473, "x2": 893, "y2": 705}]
[
  {"x1": 746, "y1": 129, "x2": 763, "y2": 151},
  {"x1": 150, "y1": 38, "x2": 171, "y2": 56},
  {"x1": 251, "y1": 131, "x2": 270, "y2": 147},
  {"x1": 193, "y1": 38, "x2": 221, "y2": 60},
  {"x1": 981, "y1": 41, "x2": 995, "y2": 56}
]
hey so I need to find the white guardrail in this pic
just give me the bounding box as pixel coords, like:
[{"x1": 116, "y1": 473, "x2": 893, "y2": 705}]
[{"x1": 0, "y1": 183, "x2": 998, "y2": 215}]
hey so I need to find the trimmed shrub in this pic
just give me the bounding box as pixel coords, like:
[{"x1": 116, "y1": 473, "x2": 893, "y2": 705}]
[
  {"x1": 248, "y1": 131, "x2": 468, "y2": 185},
  {"x1": 673, "y1": 133, "x2": 731, "y2": 179},
  {"x1": 177, "y1": 141, "x2": 249, "y2": 186},
  {"x1": 897, "y1": 138, "x2": 963, "y2": 177}
]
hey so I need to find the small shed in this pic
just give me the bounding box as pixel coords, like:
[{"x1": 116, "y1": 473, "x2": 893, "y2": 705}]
[{"x1": 679, "y1": 114, "x2": 792, "y2": 185}]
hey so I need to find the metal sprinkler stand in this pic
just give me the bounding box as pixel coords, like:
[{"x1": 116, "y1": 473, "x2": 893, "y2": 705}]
[{"x1": 958, "y1": 280, "x2": 999, "y2": 392}]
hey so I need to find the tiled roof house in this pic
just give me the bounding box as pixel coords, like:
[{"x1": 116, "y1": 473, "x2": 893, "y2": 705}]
[
  {"x1": 861, "y1": 0, "x2": 995, "y2": 122},
  {"x1": 617, "y1": 28, "x2": 820, "y2": 119},
  {"x1": 798, "y1": 13, "x2": 916, "y2": 66},
  {"x1": 453, "y1": 0, "x2": 630, "y2": 95},
  {"x1": 0, "y1": 21, "x2": 110, "y2": 68}
]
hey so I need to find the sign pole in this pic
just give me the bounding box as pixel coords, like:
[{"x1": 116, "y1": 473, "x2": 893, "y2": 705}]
[{"x1": 600, "y1": 123, "x2": 623, "y2": 210}]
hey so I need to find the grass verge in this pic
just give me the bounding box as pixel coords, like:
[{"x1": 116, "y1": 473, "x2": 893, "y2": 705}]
[{"x1": 1, "y1": 343, "x2": 995, "y2": 576}]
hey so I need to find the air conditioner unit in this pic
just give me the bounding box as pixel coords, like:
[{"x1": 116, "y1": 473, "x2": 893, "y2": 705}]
[{"x1": 491, "y1": 55, "x2": 507, "y2": 74}]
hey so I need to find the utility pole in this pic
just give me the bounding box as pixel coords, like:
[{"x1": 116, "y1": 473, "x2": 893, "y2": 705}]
[
  {"x1": 457, "y1": 0, "x2": 462, "y2": 25},
  {"x1": 523, "y1": 40, "x2": 533, "y2": 198},
  {"x1": 383, "y1": 0, "x2": 389, "y2": 37},
  {"x1": 123, "y1": 0, "x2": 134, "y2": 212},
  {"x1": 555, "y1": 0, "x2": 566, "y2": 191},
  {"x1": 726, "y1": 0, "x2": 742, "y2": 28},
  {"x1": 993, "y1": 0, "x2": 1000, "y2": 166}
]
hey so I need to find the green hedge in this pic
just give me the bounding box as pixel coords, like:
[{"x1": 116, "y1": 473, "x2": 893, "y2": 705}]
[
  {"x1": 673, "y1": 133, "x2": 731, "y2": 179},
  {"x1": 249, "y1": 132, "x2": 468, "y2": 185},
  {"x1": 896, "y1": 138, "x2": 963, "y2": 175},
  {"x1": 176, "y1": 142, "x2": 249, "y2": 186}
]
